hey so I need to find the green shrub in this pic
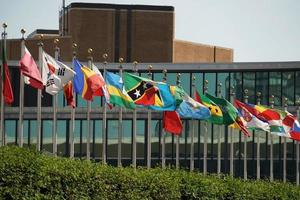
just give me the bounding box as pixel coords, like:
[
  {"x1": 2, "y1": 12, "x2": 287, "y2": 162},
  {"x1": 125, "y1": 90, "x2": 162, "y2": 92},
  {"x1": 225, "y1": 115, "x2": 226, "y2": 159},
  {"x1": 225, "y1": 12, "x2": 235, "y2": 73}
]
[{"x1": 0, "y1": 146, "x2": 300, "y2": 199}]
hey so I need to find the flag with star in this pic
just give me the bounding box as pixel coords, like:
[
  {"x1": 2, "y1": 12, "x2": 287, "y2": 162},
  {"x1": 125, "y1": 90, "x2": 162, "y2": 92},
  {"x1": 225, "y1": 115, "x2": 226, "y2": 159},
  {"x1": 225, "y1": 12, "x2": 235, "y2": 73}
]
[{"x1": 123, "y1": 72, "x2": 159, "y2": 106}]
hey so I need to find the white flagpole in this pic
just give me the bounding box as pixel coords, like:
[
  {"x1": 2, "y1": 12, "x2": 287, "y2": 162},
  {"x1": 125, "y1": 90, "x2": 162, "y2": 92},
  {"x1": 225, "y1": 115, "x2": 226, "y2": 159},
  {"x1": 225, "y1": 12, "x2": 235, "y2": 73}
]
[
  {"x1": 52, "y1": 39, "x2": 59, "y2": 156},
  {"x1": 37, "y1": 35, "x2": 43, "y2": 151},
  {"x1": 0, "y1": 23, "x2": 7, "y2": 146},
  {"x1": 243, "y1": 89, "x2": 249, "y2": 180},
  {"x1": 270, "y1": 95, "x2": 275, "y2": 181},
  {"x1": 147, "y1": 65, "x2": 152, "y2": 169},
  {"x1": 102, "y1": 53, "x2": 108, "y2": 164},
  {"x1": 296, "y1": 99, "x2": 300, "y2": 186},
  {"x1": 86, "y1": 48, "x2": 93, "y2": 160},
  {"x1": 229, "y1": 86, "x2": 235, "y2": 176},
  {"x1": 283, "y1": 97, "x2": 288, "y2": 183},
  {"x1": 203, "y1": 79, "x2": 208, "y2": 175},
  {"x1": 18, "y1": 29, "x2": 26, "y2": 148},
  {"x1": 175, "y1": 73, "x2": 181, "y2": 169},
  {"x1": 132, "y1": 61, "x2": 138, "y2": 169},
  {"x1": 69, "y1": 43, "x2": 77, "y2": 158},
  {"x1": 190, "y1": 76, "x2": 196, "y2": 171},
  {"x1": 118, "y1": 58, "x2": 124, "y2": 167},
  {"x1": 217, "y1": 82, "x2": 222, "y2": 175},
  {"x1": 161, "y1": 69, "x2": 167, "y2": 169},
  {"x1": 256, "y1": 92, "x2": 262, "y2": 180}
]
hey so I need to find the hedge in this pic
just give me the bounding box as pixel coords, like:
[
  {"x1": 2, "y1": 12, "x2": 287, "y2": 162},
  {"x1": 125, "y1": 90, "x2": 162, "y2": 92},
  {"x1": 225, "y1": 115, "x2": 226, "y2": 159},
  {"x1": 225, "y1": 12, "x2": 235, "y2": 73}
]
[{"x1": 0, "y1": 146, "x2": 300, "y2": 199}]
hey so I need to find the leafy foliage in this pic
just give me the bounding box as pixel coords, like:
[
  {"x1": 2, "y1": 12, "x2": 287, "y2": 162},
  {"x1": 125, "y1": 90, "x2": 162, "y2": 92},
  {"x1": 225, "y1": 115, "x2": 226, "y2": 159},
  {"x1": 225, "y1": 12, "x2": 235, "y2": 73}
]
[{"x1": 0, "y1": 146, "x2": 300, "y2": 199}]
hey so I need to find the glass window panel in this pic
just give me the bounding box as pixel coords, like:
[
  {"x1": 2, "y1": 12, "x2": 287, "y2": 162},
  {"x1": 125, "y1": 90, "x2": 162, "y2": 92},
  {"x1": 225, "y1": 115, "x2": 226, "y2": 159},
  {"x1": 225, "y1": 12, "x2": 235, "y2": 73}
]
[
  {"x1": 5, "y1": 120, "x2": 16, "y2": 145},
  {"x1": 282, "y1": 72, "x2": 294, "y2": 105},
  {"x1": 42, "y1": 120, "x2": 52, "y2": 152},
  {"x1": 230, "y1": 72, "x2": 243, "y2": 101},
  {"x1": 243, "y1": 72, "x2": 255, "y2": 104},
  {"x1": 137, "y1": 120, "x2": 145, "y2": 159},
  {"x1": 23, "y1": 120, "x2": 29, "y2": 147},
  {"x1": 77, "y1": 95, "x2": 87, "y2": 107},
  {"x1": 74, "y1": 120, "x2": 81, "y2": 157},
  {"x1": 91, "y1": 96, "x2": 101, "y2": 108},
  {"x1": 30, "y1": 120, "x2": 37, "y2": 147},
  {"x1": 151, "y1": 120, "x2": 160, "y2": 159},
  {"x1": 94, "y1": 120, "x2": 102, "y2": 159},
  {"x1": 179, "y1": 120, "x2": 186, "y2": 159},
  {"x1": 122, "y1": 120, "x2": 132, "y2": 158},
  {"x1": 81, "y1": 120, "x2": 88, "y2": 157},
  {"x1": 269, "y1": 72, "x2": 282, "y2": 106},
  {"x1": 192, "y1": 73, "x2": 203, "y2": 94},
  {"x1": 153, "y1": 72, "x2": 163, "y2": 82},
  {"x1": 296, "y1": 71, "x2": 300, "y2": 102},
  {"x1": 107, "y1": 120, "x2": 118, "y2": 159},
  {"x1": 180, "y1": 73, "x2": 190, "y2": 95},
  {"x1": 167, "y1": 73, "x2": 177, "y2": 85},
  {"x1": 204, "y1": 73, "x2": 216, "y2": 95},
  {"x1": 217, "y1": 73, "x2": 230, "y2": 99},
  {"x1": 207, "y1": 123, "x2": 213, "y2": 158},
  {"x1": 57, "y1": 120, "x2": 67, "y2": 156},
  {"x1": 256, "y1": 72, "x2": 269, "y2": 105},
  {"x1": 57, "y1": 91, "x2": 64, "y2": 108}
]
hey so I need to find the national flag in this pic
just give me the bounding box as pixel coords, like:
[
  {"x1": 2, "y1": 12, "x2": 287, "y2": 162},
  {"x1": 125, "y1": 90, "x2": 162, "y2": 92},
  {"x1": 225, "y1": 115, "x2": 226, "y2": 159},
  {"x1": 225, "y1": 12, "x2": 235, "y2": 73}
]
[
  {"x1": 42, "y1": 51, "x2": 75, "y2": 95},
  {"x1": 19, "y1": 47, "x2": 43, "y2": 89},
  {"x1": 73, "y1": 58, "x2": 84, "y2": 94},
  {"x1": 177, "y1": 96, "x2": 211, "y2": 120},
  {"x1": 163, "y1": 111, "x2": 183, "y2": 135},
  {"x1": 206, "y1": 93, "x2": 250, "y2": 136},
  {"x1": 148, "y1": 82, "x2": 176, "y2": 111},
  {"x1": 81, "y1": 66, "x2": 105, "y2": 101},
  {"x1": 105, "y1": 71, "x2": 135, "y2": 109},
  {"x1": 63, "y1": 81, "x2": 75, "y2": 108},
  {"x1": 123, "y1": 72, "x2": 158, "y2": 106},
  {"x1": 1, "y1": 39, "x2": 14, "y2": 104},
  {"x1": 235, "y1": 100, "x2": 270, "y2": 132},
  {"x1": 169, "y1": 85, "x2": 186, "y2": 106},
  {"x1": 195, "y1": 90, "x2": 223, "y2": 124}
]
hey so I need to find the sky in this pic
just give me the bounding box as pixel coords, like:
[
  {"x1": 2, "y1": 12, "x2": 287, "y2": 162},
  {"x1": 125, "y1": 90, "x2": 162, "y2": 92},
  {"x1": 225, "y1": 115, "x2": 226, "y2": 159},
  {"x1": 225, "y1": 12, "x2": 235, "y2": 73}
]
[{"x1": 1, "y1": 0, "x2": 300, "y2": 62}]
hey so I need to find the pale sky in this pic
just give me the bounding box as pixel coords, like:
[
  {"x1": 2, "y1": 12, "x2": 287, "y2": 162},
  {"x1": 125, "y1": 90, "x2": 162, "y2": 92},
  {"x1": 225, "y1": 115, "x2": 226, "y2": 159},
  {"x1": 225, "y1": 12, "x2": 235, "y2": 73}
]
[{"x1": 1, "y1": 0, "x2": 300, "y2": 62}]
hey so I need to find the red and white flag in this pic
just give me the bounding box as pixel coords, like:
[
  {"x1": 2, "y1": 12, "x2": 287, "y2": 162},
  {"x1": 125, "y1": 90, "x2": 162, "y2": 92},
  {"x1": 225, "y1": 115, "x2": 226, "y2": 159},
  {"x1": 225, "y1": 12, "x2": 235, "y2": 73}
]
[{"x1": 19, "y1": 47, "x2": 43, "y2": 89}]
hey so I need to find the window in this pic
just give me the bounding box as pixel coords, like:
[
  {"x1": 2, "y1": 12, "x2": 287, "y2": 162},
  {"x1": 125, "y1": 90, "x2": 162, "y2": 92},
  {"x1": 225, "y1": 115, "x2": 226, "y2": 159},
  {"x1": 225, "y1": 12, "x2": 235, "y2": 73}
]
[
  {"x1": 269, "y1": 72, "x2": 281, "y2": 106},
  {"x1": 282, "y1": 72, "x2": 294, "y2": 105}
]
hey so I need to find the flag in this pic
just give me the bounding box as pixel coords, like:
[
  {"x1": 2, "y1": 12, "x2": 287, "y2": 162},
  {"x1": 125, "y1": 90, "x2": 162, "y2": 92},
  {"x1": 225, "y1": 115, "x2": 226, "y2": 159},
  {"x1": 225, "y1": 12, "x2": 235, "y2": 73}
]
[
  {"x1": 195, "y1": 90, "x2": 223, "y2": 124},
  {"x1": 1, "y1": 39, "x2": 14, "y2": 104},
  {"x1": 123, "y1": 72, "x2": 158, "y2": 106},
  {"x1": 163, "y1": 111, "x2": 183, "y2": 135},
  {"x1": 73, "y1": 58, "x2": 84, "y2": 94},
  {"x1": 177, "y1": 96, "x2": 211, "y2": 120},
  {"x1": 206, "y1": 93, "x2": 250, "y2": 136},
  {"x1": 169, "y1": 85, "x2": 185, "y2": 106},
  {"x1": 105, "y1": 71, "x2": 135, "y2": 109},
  {"x1": 235, "y1": 100, "x2": 270, "y2": 132},
  {"x1": 63, "y1": 81, "x2": 75, "y2": 108},
  {"x1": 42, "y1": 51, "x2": 75, "y2": 95},
  {"x1": 81, "y1": 66, "x2": 105, "y2": 101},
  {"x1": 19, "y1": 47, "x2": 43, "y2": 89},
  {"x1": 148, "y1": 82, "x2": 176, "y2": 111},
  {"x1": 92, "y1": 64, "x2": 111, "y2": 108}
]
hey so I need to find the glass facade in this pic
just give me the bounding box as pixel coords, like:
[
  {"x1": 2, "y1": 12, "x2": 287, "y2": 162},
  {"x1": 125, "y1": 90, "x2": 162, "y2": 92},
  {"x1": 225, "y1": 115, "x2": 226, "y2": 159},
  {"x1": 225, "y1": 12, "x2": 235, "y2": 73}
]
[{"x1": 3, "y1": 64, "x2": 300, "y2": 182}]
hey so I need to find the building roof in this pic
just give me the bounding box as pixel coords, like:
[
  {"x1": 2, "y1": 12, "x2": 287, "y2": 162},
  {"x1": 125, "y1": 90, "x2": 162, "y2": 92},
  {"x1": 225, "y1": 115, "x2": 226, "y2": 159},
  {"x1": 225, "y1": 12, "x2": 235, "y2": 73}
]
[{"x1": 27, "y1": 29, "x2": 59, "y2": 39}]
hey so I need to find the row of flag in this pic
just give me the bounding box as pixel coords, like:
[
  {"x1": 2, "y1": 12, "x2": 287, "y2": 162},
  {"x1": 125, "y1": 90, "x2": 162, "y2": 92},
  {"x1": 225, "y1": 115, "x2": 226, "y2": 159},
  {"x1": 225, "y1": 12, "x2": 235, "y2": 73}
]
[{"x1": 1, "y1": 44, "x2": 300, "y2": 142}]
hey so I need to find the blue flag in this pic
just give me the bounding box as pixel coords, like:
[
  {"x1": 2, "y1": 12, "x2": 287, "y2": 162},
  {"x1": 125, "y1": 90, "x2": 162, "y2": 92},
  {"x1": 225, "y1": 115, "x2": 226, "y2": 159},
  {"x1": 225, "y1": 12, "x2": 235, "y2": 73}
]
[
  {"x1": 73, "y1": 58, "x2": 84, "y2": 94},
  {"x1": 149, "y1": 82, "x2": 176, "y2": 111},
  {"x1": 177, "y1": 96, "x2": 210, "y2": 120}
]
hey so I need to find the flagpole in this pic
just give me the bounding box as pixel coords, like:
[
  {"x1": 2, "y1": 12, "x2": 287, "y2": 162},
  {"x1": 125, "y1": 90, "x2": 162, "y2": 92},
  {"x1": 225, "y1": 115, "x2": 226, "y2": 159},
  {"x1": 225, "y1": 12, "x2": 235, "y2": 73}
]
[
  {"x1": 0, "y1": 23, "x2": 7, "y2": 146},
  {"x1": 176, "y1": 73, "x2": 181, "y2": 169},
  {"x1": 18, "y1": 29, "x2": 26, "y2": 148},
  {"x1": 37, "y1": 35, "x2": 43, "y2": 151},
  {"x1": 102, "y1": 53, "x2": 108, "y2": 164},
  {"x1": 69, "y1": 43, "x2": 77, "y2": 158},
  {"x1": 132, "y1": 61, "x2": 138, "y2": 169},
  {"x1": 86, "y1": 48, "x2": 93, "y2": 160},
  {"x1": 229, "y1": 86, "x2": 235, "y2": 176},
  {"x1": 190, "y1": 76, "x2": 196, "y2": 171},
  {"x1": 161, "y1": 69, "x2": 167, "y2": 169},
  {"x1": 118, "y1": 58, "x2": 124, "y2": 167},
  {"x1": 52, "y1": 39, "x2": 59, "y2": 156},
  {"x1": 243, "y1": 89, "x2": 248, "y2": 180},
  {"x1": 217, "y1": 82, "x2": 222, "y2": 175},
  {"x1": 203, "y1": 79, "x2": 208, "y2": 175},
  {"x1": 283, "y1": 97, "x2": 288, "y2": 183},
  {"x1": 269, "y1": 95, "x2": 275, "y2": 182},
  {"x1": 147, "y1": 65, "x2": 152, "y2": 169},
  {"x1": 256, "y1": 92, "x2": 261, "y2": 180},
  {"x1": 296, "y1": 99, "x2": 300, "y2": 186}
]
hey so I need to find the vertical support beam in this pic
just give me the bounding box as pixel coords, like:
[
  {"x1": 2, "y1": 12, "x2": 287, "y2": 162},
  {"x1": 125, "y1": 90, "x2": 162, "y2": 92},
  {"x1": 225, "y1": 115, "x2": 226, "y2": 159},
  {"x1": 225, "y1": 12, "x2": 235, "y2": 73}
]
[
  {"x1": 190, "y1": 76, "x2": 196, "y2": 171},
  {"x1": 229, "y1": 86, "x2": 235, "y2": 176},
  {"x1": 118, "y1": 57, "x2": 124, "y2": 167},
  {"x1": 217, "y1": 82, "x2": 222, "y2": 175},
  {"x1": 296, "y1": 99, "x2": 300, "y2": 186},
  {"x1": 53, "y1": 39, "x2": 59, "y2": 156},
  {"x1": 203, "y1": 79, "x2": 208, "y2": 175},
  {"x1": 86, "y1": 48, "x2": 93, "y2": 160},
  {"x1": 256, "y1": 92, "x2": 262, "y2": 180},
  {"x1": 147, "y1": 65, "x2": 152, "y2": 169},
  {"x1": 102, "y1": 53, "x2": 108, "y2": 164},
  {"x1": 270, "y1": 95, "x2": 275, "y2": 182},
  {"x1": 175, "y1": 73, "x2": 181, "y2": 169},
  {"x1": 283, "y1": 97, "x2": 288, "y2": 183},
  {"x1": 132, "y1": 61, "x2": 138, "y2": 169},
  {"x1": 18, "y1": 28, "x2": 26, "y2": 148},
  {"x1": 161, "y1": 69, "x2": 167, "y2": 169},
  {"x1": 37, "y1": 35, "x2": 43, "y2": 151},
  {"x1": 243, "y1": 89, "x2": 249, "y2": 180}
]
